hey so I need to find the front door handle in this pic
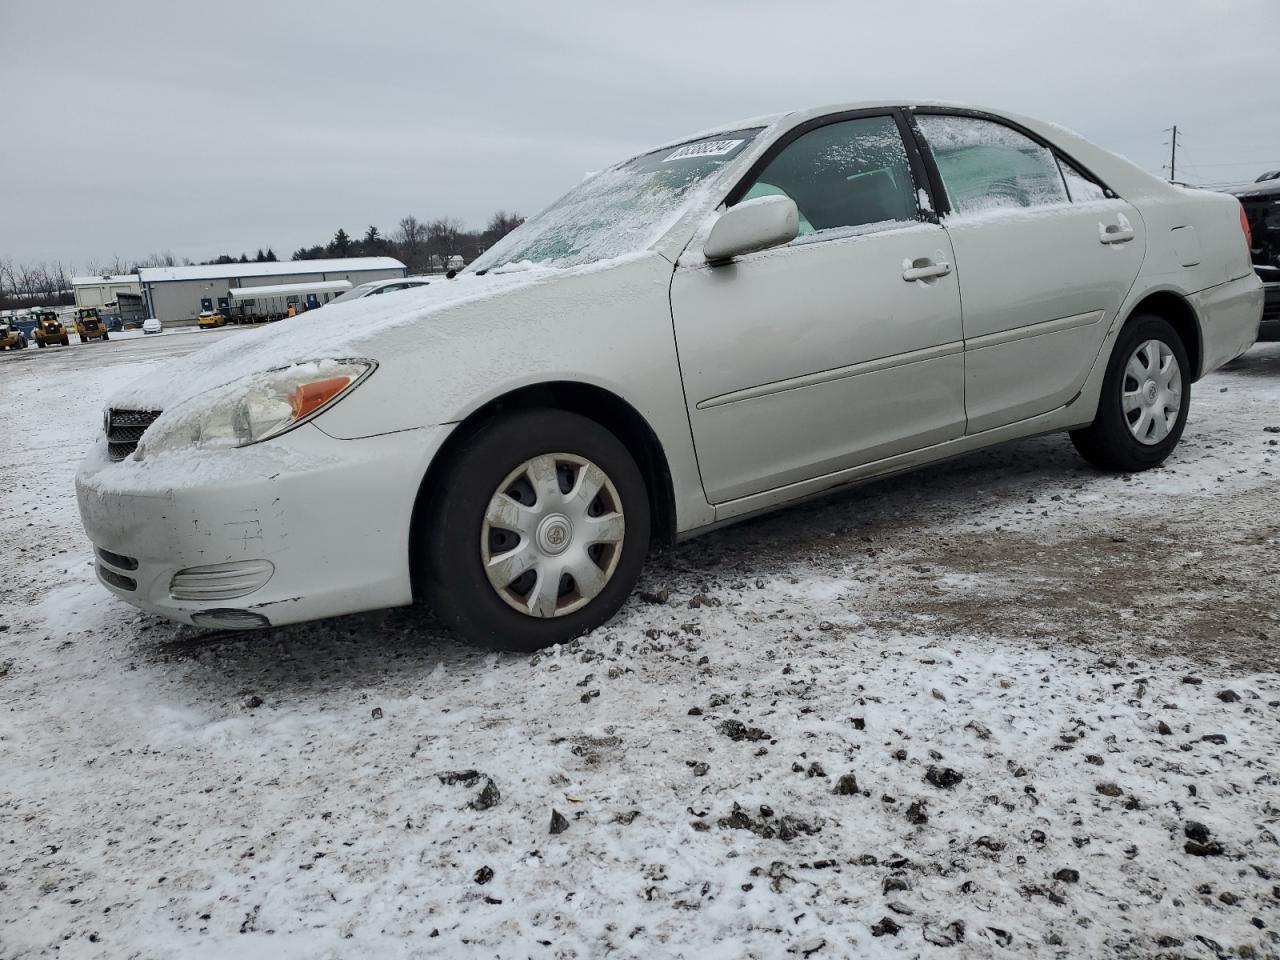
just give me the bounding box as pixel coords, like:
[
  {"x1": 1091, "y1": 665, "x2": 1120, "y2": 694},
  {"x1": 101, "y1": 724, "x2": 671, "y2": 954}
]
[
  {"x1": 902, "y1": 258, "x2": 952, "y2": 281},
  {"x1": 1100, "y1": 222, "x2": 1135, "y2": 244}
]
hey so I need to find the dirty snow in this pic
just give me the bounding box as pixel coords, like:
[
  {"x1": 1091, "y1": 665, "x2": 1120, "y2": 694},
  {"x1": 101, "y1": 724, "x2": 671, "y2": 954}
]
[{"x1": 2, "y1": 334, "x2": 1279, "y2": 959}]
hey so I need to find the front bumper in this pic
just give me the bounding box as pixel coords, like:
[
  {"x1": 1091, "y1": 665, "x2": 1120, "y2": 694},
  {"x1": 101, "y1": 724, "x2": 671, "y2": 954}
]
[{"x1": 75, "y1": 422, "x2": 450, "y2": 628}]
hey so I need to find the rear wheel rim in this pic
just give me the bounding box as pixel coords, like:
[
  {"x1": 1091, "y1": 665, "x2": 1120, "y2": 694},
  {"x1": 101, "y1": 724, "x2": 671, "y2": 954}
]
[
  {"x1": 480, "y1": 453, "x2": 625, "y2": 618},
  {"x1": 1122, "y1": 338, "x2": 1181, "y2": 445}
]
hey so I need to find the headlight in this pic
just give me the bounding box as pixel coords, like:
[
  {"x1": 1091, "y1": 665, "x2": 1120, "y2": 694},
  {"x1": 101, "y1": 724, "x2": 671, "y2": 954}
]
[{"x1": 135, "y1": 359, "x2": 375, "y2": 459}]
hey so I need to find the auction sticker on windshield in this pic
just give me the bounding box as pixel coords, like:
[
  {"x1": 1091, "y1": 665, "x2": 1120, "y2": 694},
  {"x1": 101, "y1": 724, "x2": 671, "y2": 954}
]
[{"x1": 662, "y1": 139, "x2": 746, "y2": 162}]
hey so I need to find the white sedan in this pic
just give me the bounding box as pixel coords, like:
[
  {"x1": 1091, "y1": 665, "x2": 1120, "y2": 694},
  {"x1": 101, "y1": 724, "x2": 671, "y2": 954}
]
[
  {"x1": 142, "y1": 317, "x2": 162, "y2": 335},
  {"x1": 77, "y1": 101, "x2": 1262, "y2": 648},
  {"x1": 327, "y1": 276, "x2": 435, "y2": 304}
]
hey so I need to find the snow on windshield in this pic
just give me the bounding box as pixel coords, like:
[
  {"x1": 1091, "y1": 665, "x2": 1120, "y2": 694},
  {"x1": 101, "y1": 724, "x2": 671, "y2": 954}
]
[{"x1": 470, "y1": 130, "x2": 760, "y2": 271}]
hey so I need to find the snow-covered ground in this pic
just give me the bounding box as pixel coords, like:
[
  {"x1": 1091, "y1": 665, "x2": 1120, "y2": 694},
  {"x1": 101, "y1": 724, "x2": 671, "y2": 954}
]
[{"x1": 2, "y1": 334, "x2": 1278, "y2": 959}]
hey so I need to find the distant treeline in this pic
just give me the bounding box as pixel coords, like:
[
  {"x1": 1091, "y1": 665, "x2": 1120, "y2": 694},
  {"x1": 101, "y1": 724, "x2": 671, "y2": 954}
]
[
  {"x1": 289, "y1": 211, "x2": 525, "y2": 274},
  {"x1": 0, "y1": 211, "x2": 525, "y2": 310}
]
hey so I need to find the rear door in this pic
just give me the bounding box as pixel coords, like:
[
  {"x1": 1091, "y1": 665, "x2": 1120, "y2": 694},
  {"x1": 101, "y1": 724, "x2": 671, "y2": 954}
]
[{"x1": 910, "y1": 111, "x2": 1147, "y2": 433}]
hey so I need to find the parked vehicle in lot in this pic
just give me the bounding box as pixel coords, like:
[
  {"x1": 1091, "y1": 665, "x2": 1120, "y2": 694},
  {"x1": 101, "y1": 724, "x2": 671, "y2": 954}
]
[
  {"x1": 197, "y1": 310, "x2": 226, "y2": 329},
  {"x1": 77, "y1": 101, "x2": 1262, "y2": 648},
  {"x1": 142, "y1": 317, "x2": 162, "y2": 335},
  {"x1": 328, "y1": 276, "x2": 434, "y2": 305},
  {"x1": 74, "y1": 307, "x2": 110, "y2": 342},
  {"x1": 31, "y1": 308, "x2": 69, "y2": 347},
  {"x1": 1225, "y1": 177, "x2": 1280, "y2": 340},
  {"x1": 0, "y1": 318, "x2": 27, "y2": 350}
]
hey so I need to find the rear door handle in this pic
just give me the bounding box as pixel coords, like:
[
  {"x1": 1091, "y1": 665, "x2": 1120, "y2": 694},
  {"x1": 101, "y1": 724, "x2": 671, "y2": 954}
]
[
  {"x1": 1099, "y1": 222, "x2": 1135, "y2": 244},
  {"x1": 902, "y1": 259, "x2": 952, "y2": 281}
]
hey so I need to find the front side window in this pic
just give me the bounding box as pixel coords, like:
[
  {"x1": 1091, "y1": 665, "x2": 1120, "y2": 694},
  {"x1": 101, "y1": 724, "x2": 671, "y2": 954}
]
[
  {"x1": 916, "y1": 114, "x2": 1068, "y2": 216},
  {"x1": 738, "y1": 115, "x2": 919, "y2": 237}
]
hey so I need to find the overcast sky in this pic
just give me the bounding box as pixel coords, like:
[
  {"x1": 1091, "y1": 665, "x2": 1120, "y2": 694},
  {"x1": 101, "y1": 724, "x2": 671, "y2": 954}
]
[{"x1": 2, "y1": 0, "x2": 1277, "y2": 268}]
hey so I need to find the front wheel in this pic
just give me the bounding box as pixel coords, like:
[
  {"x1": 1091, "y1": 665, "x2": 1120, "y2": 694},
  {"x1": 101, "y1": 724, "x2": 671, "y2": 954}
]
[
  {"x1": 102, "y1": 332, "x2": 109, "y2": 340},
  {"x1": 422, "y1": 409, "x2": 651, "y2": 651},
  {"x1": 1071, "y1": 314, "x2": 1190, "y2": 471}
]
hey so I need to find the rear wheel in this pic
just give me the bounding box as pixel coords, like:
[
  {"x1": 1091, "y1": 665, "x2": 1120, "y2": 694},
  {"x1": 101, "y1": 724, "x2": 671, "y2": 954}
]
[
  {"x1": 37, "y1": 340, "x2": 46, "y2": 348},
  {"x1": 102, "y1": 332, "x2": 109, "y2": 340},
  {"x1": 1071, "y1": 314, "x2": 1190, "y2": 471},
  {"x1": 422, "y1": 409, "x2": 650, "y2": 651}
]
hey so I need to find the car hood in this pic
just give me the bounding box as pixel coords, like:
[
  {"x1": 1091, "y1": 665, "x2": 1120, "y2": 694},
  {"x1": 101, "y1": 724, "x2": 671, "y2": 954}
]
[{"x1": 104, "y1": 265, "x2": 567, "y2": 412}]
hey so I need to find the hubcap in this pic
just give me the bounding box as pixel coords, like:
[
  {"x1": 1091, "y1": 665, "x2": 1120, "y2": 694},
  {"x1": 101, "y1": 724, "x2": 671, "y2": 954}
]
[
  {"x1": 1122, "y1": 339, "x2": 1181, "y2": 446},
  {"x1": 480, "y1": 453, "x2": 625, "y2": 618}
]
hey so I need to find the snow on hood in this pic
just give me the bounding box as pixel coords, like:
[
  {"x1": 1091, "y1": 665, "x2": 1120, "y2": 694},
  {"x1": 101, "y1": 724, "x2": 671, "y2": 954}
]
[{"x1": 105, "y1": 266, "x2": 563, "y2": 412}]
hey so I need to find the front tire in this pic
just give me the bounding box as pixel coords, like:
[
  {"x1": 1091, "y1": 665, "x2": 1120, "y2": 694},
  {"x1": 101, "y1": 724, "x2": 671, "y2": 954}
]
[
  {"x1": 422, "y1": 409, "x2": 651, "y2": 651},
  {"x1": 1071, "y1": 314, "x2": 1190, "y2": 471}
]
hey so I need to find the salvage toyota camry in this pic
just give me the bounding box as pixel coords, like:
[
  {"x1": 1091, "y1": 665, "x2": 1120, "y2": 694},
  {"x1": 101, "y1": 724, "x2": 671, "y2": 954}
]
[{"x1": 77, "y1": 101, "x2": 1262, "y2": 649}]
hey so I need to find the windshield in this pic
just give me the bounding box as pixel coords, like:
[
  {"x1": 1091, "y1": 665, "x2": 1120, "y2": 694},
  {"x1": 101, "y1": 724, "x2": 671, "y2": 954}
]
[{"x1": 469, "y1": 129, "x2": 761, "y2": 272}]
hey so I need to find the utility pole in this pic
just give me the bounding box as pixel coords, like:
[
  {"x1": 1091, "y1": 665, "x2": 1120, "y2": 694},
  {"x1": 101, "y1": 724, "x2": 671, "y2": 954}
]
[{"x1": 1164, "y1": 125, "x2": 1182, "y2": 181}]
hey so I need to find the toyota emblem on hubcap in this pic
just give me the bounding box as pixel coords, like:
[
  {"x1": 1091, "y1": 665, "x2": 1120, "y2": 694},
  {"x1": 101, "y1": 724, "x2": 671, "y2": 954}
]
[{"x1": 536, "y1": 514, "x2": 573, "y2": 555}]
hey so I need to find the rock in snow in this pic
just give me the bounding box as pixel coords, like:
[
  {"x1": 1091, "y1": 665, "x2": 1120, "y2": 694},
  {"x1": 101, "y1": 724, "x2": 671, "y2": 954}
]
[{"x1": 549, "y1": 809, "x2": 569, "y2": 835}]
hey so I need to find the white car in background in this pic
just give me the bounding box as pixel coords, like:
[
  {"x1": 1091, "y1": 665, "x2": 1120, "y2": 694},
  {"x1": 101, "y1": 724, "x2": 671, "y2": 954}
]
[
  {"x1": 77, "y1": 101, "x2": 1262, "y2": 649},
  {"x1": 142, "y1": 318, "x2": 162, "y2": 335},
  {"x1": 327, "y1": 276, "x2": 434, "y2": 304}
]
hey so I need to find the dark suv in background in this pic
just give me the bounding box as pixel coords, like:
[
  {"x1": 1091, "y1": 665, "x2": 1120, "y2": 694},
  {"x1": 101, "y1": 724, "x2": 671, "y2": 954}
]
[{"x1": 1228, "y1": 176, "x2": 1280, "y2": 340}]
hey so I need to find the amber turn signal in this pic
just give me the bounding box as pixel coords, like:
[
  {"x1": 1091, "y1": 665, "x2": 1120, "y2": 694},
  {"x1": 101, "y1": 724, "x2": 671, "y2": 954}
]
[{"x1": 289, "y1": 376, "x2": 352, "y2": 420}]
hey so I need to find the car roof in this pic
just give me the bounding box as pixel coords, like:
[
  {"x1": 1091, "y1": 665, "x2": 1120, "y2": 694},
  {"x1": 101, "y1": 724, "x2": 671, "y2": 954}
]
[{"x1": 1224, "y1": 179, "x2": 1280, "y2": 200}]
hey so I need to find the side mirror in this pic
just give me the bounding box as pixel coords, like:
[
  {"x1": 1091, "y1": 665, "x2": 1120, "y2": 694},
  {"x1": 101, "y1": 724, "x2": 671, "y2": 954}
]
[{"x1": 703, "y1": 195, "x2": 800, "y2": 263}]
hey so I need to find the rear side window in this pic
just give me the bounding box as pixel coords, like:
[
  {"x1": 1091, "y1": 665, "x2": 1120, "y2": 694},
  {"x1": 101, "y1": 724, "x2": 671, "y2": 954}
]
[
  {"x1": 916, "y1": 114, "x2": 1068, "y2": 215},
  {"x1": 1059, "y1": 159, "x2": 1108, "y2": 202},
  {"x1": 739, "y1": 115, "x2": 920, "y2": 237}
]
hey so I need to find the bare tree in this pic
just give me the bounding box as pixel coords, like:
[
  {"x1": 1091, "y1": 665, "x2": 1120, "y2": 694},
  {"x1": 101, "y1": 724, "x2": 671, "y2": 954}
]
[
  {"x1": 0, "y1": 260, "x2": 76, "y2": 308},
  {"x1": 129, "y1": 251, "x2": 177, "y2": 271},
  {"x1": 84, "y1": 255, "x2": 132, "y2": 277},
  {"x1": 427, "y1": 217, "x2": 463, "y2": 270},
  {"x1": 484, "y1": 210, "x2": 525, "y2": 241},
  {"x1": 394, "y1": 215, "x2": 428, "y2": 273}
]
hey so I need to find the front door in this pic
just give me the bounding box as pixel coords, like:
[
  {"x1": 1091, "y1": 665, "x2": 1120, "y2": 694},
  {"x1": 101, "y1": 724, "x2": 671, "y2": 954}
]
[
  {"x1": 912, "y1": 111, "x2": 1148, "y2": 433},
  {"x1": 671, "y1": 113, "x2": 966, "y2": 504}
]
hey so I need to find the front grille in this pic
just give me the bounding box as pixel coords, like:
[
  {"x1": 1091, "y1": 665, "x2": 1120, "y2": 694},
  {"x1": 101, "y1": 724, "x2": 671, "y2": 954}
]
[
  {"x1": 98, "y1": 564, "x2": 137, "y2": 592},
  {"x1": 107, "y1": 408, "x2": 161, "y2": 461},
  {"x1": 96, "y1": 547, "x2": 138, "y2": 571}
]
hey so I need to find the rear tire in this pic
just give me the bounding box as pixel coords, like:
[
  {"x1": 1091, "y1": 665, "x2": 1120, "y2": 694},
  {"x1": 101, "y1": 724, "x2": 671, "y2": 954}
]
[
  {"x1": 422, "y1": 409, "x2": 650, "y2": 651},
  {"x1": 1070, "y1": 314, "x2": 1190, "y2": 471},
  {"x1": 38, "y1": 340, "x2": 46, "y2": 348}
]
